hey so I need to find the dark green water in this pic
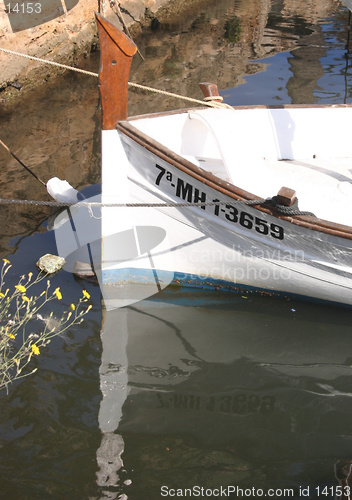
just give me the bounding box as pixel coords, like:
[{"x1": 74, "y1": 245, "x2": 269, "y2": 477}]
[{"x1": 1, "y1": 1, "x2": 352, "y2": 499}]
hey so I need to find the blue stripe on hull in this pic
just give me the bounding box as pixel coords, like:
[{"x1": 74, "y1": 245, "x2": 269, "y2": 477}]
[{"x1": 101, "y1": 268, "x2": 349, "y2": 308}]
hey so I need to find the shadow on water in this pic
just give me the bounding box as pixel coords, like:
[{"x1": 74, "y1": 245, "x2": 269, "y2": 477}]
[
  {"x1": 0, "y1": 0, "x2": 352, "y2": 499},
  {"x1": 97, "y1": 295, "x2": 352, "y2": 499}
]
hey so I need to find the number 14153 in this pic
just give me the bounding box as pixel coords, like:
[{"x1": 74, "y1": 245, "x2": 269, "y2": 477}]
[{"x1": 6, "y1": 3, "x2": 42, "y2": 14}]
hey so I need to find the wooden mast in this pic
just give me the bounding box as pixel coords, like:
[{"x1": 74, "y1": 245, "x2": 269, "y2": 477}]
[{"x1": 95, "y1": 13, "x2": 137, "y2": 130}]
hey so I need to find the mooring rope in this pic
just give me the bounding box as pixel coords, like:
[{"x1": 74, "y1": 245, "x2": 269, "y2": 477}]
[
  {"x1": 0, "y1": 197, "x2": 267, "y2": 208},
  {"x1": 128, "y1": 82, "x2": 231, "y2": 108},
  {"x1": 0, "y1": 47, "x2": 231, "y2": 109},
  {"x1": 0, "y1": 139, "x2": 46, "y2": 186},
  {"x1": 0, "y1": 196, "x2": 315, "y2": 217},
  {"x1": 0, "y1": 47, "x2": 99, "y2": 77}
]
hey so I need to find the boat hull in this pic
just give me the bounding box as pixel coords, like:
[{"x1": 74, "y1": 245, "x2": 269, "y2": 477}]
[{"x1": 100, "y1": 128, "x2": 352, "y2": 308}]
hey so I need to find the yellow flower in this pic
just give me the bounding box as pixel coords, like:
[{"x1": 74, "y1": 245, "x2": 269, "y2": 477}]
[
  {"x1": 82, "y1": 290, "x2": 90, "y2": 300},
  {"x1": 70, "y1": 303, "x2": 75, "y2": 310},
  {"x1": 2, "y1": 258, "x2": 10, "y2": 264},
  {"x1": 31, "y1": 344, "x2": 40, "y2": 356},
  {"x1": 55, "y1": 287, "x2": 62, "y2": 300},
  {"x1": 6, "y1": 333, "x2": 15, "y2": 339},
  {"x1": 15, "y1": 285, "x2": 26, "y2": 293},
  {"x1": 22, "y1": 296, "x2": 30, "y2": 303},
  {"x1": 28, "y1": 272, "x2": 33, "y2": 280},
  {"x1": 0, "y1": 292, "x2": 4, "y2": 298}
]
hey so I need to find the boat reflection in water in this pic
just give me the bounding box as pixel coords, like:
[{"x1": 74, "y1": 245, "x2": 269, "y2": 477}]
[{"x1": 95, "y1": 290, "x2": 352, "y2": 498}]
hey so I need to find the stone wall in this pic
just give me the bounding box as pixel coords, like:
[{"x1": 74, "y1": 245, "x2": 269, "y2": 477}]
[{"x1": 0, "y1": 0, "x2": 170, "y2": 93}]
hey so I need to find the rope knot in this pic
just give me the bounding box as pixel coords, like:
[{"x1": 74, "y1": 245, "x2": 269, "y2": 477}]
[
  {"x1": 204, "y1": 95, "x2": 224, "y2": 102},
  {"x1": 265, "y1": 196, "x2": 315, "y2": 217}
]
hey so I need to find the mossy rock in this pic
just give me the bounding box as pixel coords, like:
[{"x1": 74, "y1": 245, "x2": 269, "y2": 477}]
[{"x1": 36, "y1": 254, "x2": 66, "y2": 274}]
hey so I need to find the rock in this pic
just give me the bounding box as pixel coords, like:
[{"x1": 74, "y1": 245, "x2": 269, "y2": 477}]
[
  {"x1": 73, "y1": 261, "x2": 97, "y2": 282},
  {"x1": 36, "y1": 254, "x2": 66, "y2": 274},
  {"x1": 10, "y1": 80, "x2": 22, "y2": 90}
]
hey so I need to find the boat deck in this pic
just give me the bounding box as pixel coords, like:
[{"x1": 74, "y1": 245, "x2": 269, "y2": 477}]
[
  {"x1": 131, "y1": 106, "x2": 352, "y2": 227},
  {"x1": 191, "y1": 156, "x2": 352, "y2": 226},
  {"x1": 262, "y1": 157, "x2": 352, "y2": 226}
]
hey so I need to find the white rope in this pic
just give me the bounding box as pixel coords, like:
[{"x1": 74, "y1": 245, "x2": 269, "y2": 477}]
[
  {"x1": 0, "y1": 47, "x2": 99, "y2": 77},
  {"x1": 0, "y1": 46, "x2": 231, "y2": 109},
  {"x1": 127, "y1": 81, "x2": 231, "y2": 108}
]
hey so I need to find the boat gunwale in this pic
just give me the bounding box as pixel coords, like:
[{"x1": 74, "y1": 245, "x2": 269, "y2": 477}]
[{"x1": 117, "y1": 104, "x2": 352, "y2": 240}]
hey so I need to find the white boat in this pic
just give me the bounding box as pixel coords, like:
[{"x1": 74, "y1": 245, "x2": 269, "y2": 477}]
[{"x1": 60, "y1": 13, "x2": 352, "y2": 309}]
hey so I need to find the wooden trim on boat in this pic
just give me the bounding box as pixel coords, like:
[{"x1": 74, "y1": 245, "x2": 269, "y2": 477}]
[
  {"x1": 117, "y1": 119, "x2": 352, "y2": 240},
  {"x1": 126, "y1": 103, "x2": 352, "y2": 121}
]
